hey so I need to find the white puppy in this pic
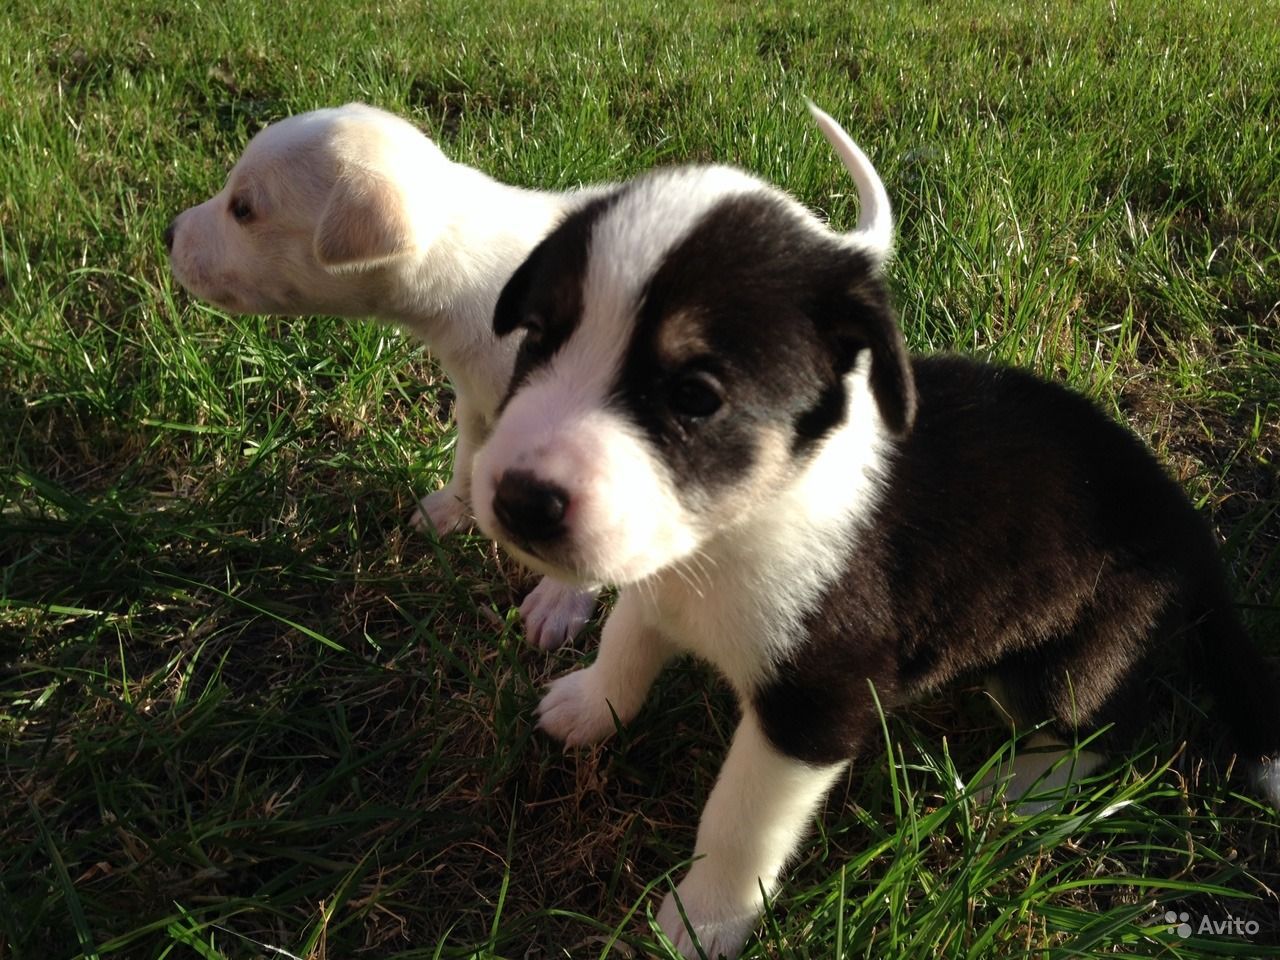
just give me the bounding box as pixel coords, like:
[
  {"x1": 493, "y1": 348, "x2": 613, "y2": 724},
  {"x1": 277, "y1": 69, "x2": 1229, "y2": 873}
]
[{"x1": 166, "y1": 103, "x2": 599, "y2": 648}]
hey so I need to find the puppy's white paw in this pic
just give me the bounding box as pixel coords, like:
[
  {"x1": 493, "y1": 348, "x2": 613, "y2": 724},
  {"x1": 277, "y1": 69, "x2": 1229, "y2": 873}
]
[
  {"x1": 1256, "y1": 757, "x2": 1280, "y2": 810},
  {"x1": 656, "y1": 881, "x2": 759, "y2": 960},
  {"x1": 410, "y1": 487, "x2": 470, "y2": 536},
  {"x1": 536, "y1": 668, "x2": 626, "y2": 747},
  {"x1": 520, "y1": 577, "x2": 596, "y2": 650},
  {"x1": 975, "y1": 745, "x2": 1104, "y2": 816}
]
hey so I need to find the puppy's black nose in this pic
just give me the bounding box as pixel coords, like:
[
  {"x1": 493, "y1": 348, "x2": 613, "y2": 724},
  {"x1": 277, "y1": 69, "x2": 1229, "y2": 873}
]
[
  {"x1": 493, "y1": 470, "x2": 569, "y2": 543},
  {"x1": 163, "y1": 220, "x2": 176, "y2": 253}
]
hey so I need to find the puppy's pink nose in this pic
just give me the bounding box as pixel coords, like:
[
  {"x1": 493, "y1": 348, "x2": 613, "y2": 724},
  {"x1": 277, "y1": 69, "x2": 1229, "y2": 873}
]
[{"x1": 493, "y1": 470, "x2": 569, "y2": 543}]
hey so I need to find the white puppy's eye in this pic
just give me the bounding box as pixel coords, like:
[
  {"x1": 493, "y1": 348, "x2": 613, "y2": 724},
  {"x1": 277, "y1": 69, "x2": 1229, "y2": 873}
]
[
  {"x1": 669, "y1": 371, "x2": 724, "y2": 420},
  {"x1": 229, "y1": 196, "x2": 254, "y2": 223}
]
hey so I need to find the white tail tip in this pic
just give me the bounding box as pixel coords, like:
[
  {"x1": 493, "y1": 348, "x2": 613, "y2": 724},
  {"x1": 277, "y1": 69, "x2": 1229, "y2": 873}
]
[{"x1": 805, "y1": 99, "x2": 893, "y2": 264}]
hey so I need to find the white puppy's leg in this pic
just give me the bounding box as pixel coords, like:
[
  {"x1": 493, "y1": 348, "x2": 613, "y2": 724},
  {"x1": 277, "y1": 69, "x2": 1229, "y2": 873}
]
[
  {"x1": 411, "y1": 392, "x2": 482, "y2": 535},
  {"x1": 536, "y1": 591, "x2": 673, "y2": 747},
  {"x1": 520, "y1": 576, "x2": 598, "y2": 650},
  {"x1": 656, "y1": 711, "x2": 847, "y2": 959}
]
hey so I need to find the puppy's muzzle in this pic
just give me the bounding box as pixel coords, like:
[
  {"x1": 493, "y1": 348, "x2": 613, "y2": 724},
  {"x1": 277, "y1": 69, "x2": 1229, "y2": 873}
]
[{"x1": 492, "y1": 470, "x2": 569, "y2": 545}]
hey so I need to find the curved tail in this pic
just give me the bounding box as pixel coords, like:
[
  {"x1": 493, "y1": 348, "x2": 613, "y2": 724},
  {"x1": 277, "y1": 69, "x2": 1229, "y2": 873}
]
[
  {"x1": 806, "y1": 100, "x2": 893, "y2": 264},
  {"x1": 1192, "y1": 595, "x2": 1280, "y2": 807}
]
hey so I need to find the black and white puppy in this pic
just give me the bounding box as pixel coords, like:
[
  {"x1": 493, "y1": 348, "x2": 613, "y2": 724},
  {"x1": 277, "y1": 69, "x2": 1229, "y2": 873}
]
[{"x1": 471, "y1": 104, "x2": 1280, "y2": 958}]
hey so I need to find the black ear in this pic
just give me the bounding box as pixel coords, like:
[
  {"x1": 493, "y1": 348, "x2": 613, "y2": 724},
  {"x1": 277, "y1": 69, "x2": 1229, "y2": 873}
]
[
  {"x1": 837, "y1": 274, "x2": 917, "y2": 435},
  {"x1": 493, "y1": 241, "x2": 548, "y2": 337},
  {"x1": 495, "y1": 191, "x2": 621, "y2": 338}
]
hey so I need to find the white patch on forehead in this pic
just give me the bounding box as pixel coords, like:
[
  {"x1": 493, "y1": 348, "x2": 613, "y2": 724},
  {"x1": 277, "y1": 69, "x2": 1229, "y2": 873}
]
[
  {"x1": 584, "y1": 166, "x2": 763, "y2": 318},
  {"x1": 504, "y1": 167, "x2": 766, "y2": 452},
  {"x1": 535, "y1": 167, "x2": 765, "y2": 409}
]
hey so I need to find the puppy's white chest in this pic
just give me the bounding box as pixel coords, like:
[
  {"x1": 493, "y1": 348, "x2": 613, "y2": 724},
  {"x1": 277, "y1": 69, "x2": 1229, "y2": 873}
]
[
  {"x1": 641, "y1": 497, "x2": 872, "y2": 700},
  {"x1": 645, "y1": 569, "x2": 786, "y2": 697}
]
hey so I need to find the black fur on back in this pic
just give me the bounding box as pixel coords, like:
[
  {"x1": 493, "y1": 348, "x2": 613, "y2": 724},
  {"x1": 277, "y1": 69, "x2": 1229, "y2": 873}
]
[{"x1": 754, "y1": 356, "x2": 1280, "y2": 766}]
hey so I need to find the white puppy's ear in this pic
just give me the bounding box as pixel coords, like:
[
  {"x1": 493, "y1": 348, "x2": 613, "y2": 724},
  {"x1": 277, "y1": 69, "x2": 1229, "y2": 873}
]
[{"x1": 314, "y1": 173, "x2": 414, "y2": 270}]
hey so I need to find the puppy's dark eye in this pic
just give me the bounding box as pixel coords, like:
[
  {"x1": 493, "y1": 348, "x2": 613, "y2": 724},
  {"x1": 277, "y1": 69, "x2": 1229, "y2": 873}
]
[
  {"x1": 229, "y1": 197, "x2": 254, "y2": 223},
  {"x1": 669, "y1": 371, "x2": 723, "y2": 420}
]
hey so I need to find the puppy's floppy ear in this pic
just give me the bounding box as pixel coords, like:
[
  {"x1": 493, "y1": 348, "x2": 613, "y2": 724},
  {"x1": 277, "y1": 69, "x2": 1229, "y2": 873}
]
[
  {"x1": 493, "y1": 239, "x2": 549, "y2": 336},
  {"x1": 314, "y1": 172, "x2": 414, "y2": 270},
  {"x1": 830, "y1": 271, "x2": 917, "y2": 435},
  {"x1": 495, "y1": 191, "x2": 622, "y2": 337}
]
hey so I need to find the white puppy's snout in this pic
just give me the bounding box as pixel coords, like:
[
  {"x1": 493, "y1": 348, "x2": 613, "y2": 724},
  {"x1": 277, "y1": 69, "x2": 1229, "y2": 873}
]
[{"x1": 491, "y1": 469, "x2": 571, "y2": 544}]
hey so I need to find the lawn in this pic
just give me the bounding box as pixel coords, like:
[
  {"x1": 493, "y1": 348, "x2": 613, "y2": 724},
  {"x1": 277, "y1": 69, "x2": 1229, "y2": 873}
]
[{"x1": 2, "y1": 0, "x2": 1278, "y2": 957}]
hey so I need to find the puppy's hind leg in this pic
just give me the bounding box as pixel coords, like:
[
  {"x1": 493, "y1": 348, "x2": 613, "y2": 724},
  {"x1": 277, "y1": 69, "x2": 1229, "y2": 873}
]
[
  {"x1": 1187, "y1": 592, "x2": 1280, "y2": 809},
  {"x1": 976, "y1": 672, "x2": 1109, "y2": 814},
  {"x1": 411, "y1": 392, "x2": 483, "y2": 535},
  {"x1": 978, "y1": 733, "x2": 1106, "y2": 816}
]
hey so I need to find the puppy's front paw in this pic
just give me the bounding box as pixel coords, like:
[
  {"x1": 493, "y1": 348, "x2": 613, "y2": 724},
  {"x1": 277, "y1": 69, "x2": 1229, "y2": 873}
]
[
  {"x1": 536, "y1": 668, "x2": 627, "y2": 747},
  {"x1": 520, "y1": 577, "x2": 597, "y2": 650},
  {"x1": 655, "y1": 880, "x2": 760, "y2": 960},
  {"x1": 410, "y1": 487, "x2": 470, "y2": 536}
]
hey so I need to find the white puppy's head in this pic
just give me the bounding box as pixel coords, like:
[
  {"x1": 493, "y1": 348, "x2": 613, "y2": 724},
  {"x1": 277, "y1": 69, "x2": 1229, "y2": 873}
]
[
  {"x1": 472, "y1": 114, "x2": 915, "y2": 587},
  {"x1": 166, "y1": 103, "x2": 453, "y2": 316}
]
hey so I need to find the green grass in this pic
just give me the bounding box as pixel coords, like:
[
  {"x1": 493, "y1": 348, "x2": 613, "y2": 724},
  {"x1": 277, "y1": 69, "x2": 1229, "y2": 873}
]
[{"x1": 2, "y1": 0, "x2": 1278, "y2": 957}]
